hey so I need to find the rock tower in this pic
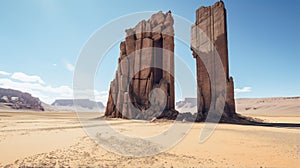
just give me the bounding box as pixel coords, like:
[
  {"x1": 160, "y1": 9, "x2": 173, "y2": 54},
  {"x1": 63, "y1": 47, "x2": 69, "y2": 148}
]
[
  {"x1": 191, "y1": 1, "x2": 236, "y2": 121},
  {"x1": 105, "y1": 11, "x2": 178, "y2": 120}
]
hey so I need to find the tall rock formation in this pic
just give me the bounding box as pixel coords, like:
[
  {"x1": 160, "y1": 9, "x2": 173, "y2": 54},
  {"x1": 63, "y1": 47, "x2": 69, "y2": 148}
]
[
  {"x1": 191, "y1": 1, "x2": 236, "y2": 121},
  {"x1": 105, "y1": 11, "x2": 178, "y2": 120}
]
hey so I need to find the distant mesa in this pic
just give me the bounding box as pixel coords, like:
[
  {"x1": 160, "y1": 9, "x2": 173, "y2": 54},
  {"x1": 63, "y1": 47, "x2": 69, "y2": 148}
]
[
  {"x1": 0, "y1": 88, "x2": 44, "y2": 111},
  {"x1": 176, "y1": 98, "x2": 197, "y2": 108},
  {"x1": 52, "y1": 99, "x2": 105, "y2": 110},
  {"x1": 176, "y1": 98, "x2": 197, "y2": 114}
]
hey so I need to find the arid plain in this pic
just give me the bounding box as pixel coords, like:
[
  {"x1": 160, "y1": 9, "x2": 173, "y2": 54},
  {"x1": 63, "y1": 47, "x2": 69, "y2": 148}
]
[{"x1": 0, "y1": 97, "x2": 299, "y2": 167}]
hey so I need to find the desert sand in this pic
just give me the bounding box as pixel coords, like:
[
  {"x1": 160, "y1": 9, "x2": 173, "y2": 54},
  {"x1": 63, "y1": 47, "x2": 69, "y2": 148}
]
[{"x1": 0, "y1": 97, "x2": 299, "y2": 167}]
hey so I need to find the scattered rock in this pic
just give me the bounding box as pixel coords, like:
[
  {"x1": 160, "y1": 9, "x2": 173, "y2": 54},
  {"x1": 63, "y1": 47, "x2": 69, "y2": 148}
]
[{"x1": 150, "y1": 117, "x2": 157, "y2": 122}]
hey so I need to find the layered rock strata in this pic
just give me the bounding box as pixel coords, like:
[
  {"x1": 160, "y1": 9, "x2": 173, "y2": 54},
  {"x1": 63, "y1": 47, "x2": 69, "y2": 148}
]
[
  {"x1": 105, "y1": 11, "x2": 178, "y2": 120},
  {"x1": 191, "y1": 1, "x2": 236, "y2": 121},
  {"x1": 0, "y1": 88, "x2": 44, "y2": 111}
]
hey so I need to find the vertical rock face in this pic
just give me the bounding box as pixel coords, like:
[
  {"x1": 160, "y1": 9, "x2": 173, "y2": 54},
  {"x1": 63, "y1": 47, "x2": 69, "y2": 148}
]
[
  {"x1": 105, "y1": 11, "x2": 178, "y2": 120},
  {"x1": 191, "y1": 1, "x2": 236, "y2": 121}
]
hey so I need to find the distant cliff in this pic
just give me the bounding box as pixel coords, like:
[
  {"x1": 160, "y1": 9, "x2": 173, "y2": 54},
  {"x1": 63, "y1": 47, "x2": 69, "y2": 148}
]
[
  {"x1": 0, "y1": 88, "x2": 44, "y2": 111},
  {"x1": 176, "y1": 98, "x2": 197, "y2": 114},
  {"x1": 176, "y1": 98, "x2": 197, "y2": 108},
  {"x1": 51, "y1": 99, "x2": 105, "y2": 109}
]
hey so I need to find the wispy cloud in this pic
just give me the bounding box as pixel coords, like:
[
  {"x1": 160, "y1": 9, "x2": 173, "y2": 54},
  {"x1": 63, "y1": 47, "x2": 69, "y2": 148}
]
[
  {"x1": 0, "y1": 71, "x2": 11, "y2": 76},
  {"x1": 11, "y1": 72, "x2": 45, "y2": 84},
  {"x1": 235, "y1": 87, "x2": 252, "y2": 94},
  {"x1": 66, "y1": 63, "x2": 75, "y2": 72},
  {"x1": 0, "y1": 71, "x2": 107, "y2": 104},
  {"x1": 0, "y1": 77, "x2": 71, "y2": 104},
  {"x1": 96, "y1": 90, "x2": 109, "y2": 105}
]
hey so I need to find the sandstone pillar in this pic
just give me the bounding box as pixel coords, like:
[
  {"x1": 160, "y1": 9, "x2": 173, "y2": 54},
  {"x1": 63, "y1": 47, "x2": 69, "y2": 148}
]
[
  {"x1": 191, "y1": 1, "x2": 236, "y2": 120},
  {"x1": 105, "y1": 11, "x2": 177, "y2": 120}
]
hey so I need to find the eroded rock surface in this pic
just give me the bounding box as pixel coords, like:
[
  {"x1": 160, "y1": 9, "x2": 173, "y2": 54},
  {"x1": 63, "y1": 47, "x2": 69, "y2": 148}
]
[
  {"x1": 0, "y1": 88, "x2": 44, "y2": 111},
  {"x1": 191, "y1": 1, "x2": 236, "y2": 121},
  {"x1": 105, "y1": 11, "x2": 178, "y2": 120}
]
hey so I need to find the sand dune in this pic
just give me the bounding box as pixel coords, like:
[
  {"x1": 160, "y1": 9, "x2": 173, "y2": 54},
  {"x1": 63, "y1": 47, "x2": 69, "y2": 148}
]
[
  {"x1": 236, "y1": 97, "x2": 300, "y2": 116},
  {"x1": 176, "y1": 97, "x2": 300, "y2": 117}
]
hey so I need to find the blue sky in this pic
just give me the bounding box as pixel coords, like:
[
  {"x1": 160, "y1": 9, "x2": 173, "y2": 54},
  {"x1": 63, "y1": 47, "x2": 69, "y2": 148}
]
[{"x1": 0, "y1": 0, "x2": 299, "y2": 104}]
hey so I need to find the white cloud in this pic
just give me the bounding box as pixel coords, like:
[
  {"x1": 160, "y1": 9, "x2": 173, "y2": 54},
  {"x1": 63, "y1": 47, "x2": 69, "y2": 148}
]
[
  {"x1": 11, "y1": 72, "x2": 45, "y2": 84},
  {"x1": 66, "y1": 63, "x2": 75, "y2": 72},
  {"x1": 0, "y1": 78, "x2": 72, "y2": 104},
  {"x1": 235, "y1": 87, "x2": 252, "y2": 94},
  {"x1": 0, "y1": 71, "x2": 10, "y2": 76},
  {"x1": 95, "y1": 90, "x2": 108, "y2": 105},
  {"x1": 99, "y1": 90, "x2": 108, "y2": 95},
  {"x1": 0, "y1": 71, "x2": 108, "y2": 105}
]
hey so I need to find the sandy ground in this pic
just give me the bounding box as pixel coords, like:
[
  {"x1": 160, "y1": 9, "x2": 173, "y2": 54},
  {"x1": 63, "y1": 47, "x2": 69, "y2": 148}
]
[
  {"x1": 236, "y1": 97, "x2": 300, "y2": 117},
  {"x1": 0, "y1": 98, "x2": 300, "y2": 167}
]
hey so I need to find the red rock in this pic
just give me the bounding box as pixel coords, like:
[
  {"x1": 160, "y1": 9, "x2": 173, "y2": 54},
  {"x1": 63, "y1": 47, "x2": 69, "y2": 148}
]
[
  {"x1": 150, "y1": 11, "x2": 165, "y2": 27},
  {"x1": 144, "y1": 22, "x2": 152, "y2": 38},
  {"x1": 135, "y1": 20, "x2": 146, "y2": 39},
  {"x1": 125, "y1": 28, "x2": 135, "y2": 56},
  {"x1": 105, "y1": 11, "x2": 177, "y2": 120},
  {"x1": 164, "y1": 11, "x2": 174, "y2": 27},
  {"x1": 191, "y1": 1, "x2": 236, "y2": 121}
]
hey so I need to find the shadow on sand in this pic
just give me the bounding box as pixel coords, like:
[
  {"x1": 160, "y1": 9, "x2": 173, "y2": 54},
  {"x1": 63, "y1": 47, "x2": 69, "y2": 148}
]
[
  {"x1": 220, "y1": 115, "x2": 300, "y2": 129},
  {"x1": 95, "y1": 114, "x2": 300, "y2": 129}
]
